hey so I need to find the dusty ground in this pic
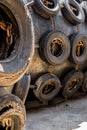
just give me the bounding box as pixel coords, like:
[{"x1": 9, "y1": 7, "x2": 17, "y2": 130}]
[{"x1": 24, "y1": 96, "x2": 87, "y2": 130}]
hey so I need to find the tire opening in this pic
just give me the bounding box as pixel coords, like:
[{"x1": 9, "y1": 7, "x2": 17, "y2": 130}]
[
  {"x1": 76, "y1": 41, "x2": 84, "y2": 57},
  {"x1": 50, "y1": 38, "x2": 63, "y2": 57},
  {"x1": 42, "y1": 0, "x2": 55, "y2": 9},
  {"x1": 70, "y1": 4, "x2": 79, "y2": 16},
  {"x1": 0, "y1": 4, "x2": 19, "y2": 60},
  {"x1": 42, "y1": 82, "x2": 56, "y2": 95},
  {"x1": 67, "y1": 78, "x2": 78, "y2": 92}
]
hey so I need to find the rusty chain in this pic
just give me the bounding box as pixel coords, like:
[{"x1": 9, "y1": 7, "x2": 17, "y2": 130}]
[{"x1": 0, "y1": 21, "x2": 13, "y2": 59}]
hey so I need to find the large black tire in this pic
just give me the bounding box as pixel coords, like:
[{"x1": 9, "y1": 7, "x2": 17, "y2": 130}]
[
  {"x1": 69, "y1": 33, "x2": 87, "y2": 65},
  {"x1": 33, "y1": 73, "x2": 62, "y2": 102},
  {"x1": 62, "y1": 70, "x2": 84, "y2": 98},
  {"x1": 0, "y1": 1, "x2": 34, "y2": 86},
  {"x1": 33, "y1": 0, "x2": 59, "y2": 19},
  {"x1": 13, "y1": 74, "x2": 31, "y2": 104},
  {"x1": 0, "y1": 94, "x2": 26, "y2": 130},
  {"x1": 61, "y1": 0, "x2": 85, "y2": 25},
  {"x1": 39, "y1": 30, "x2": 70, "y2": 65}
]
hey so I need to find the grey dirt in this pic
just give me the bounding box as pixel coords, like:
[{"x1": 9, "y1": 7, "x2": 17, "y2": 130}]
[{"x1": 24, "y1": 97, "x2": 87, "y2": 130}]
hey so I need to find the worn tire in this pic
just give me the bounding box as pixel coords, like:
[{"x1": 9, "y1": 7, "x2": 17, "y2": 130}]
[
  {"x1": 61, "y1": 0, "x2": 85, "y2": 25},
  {"x1": 82, "y1": 71, "x2": 87, "y2": 92},
  {"x1": 33, "y1": 0, "x2": 59, "y2": 19},
  {"x1": 0, "y1": 1, "x2": 34, "y2": 86},
  {"x1": 39, "y1": 30, "x2": 70, "y2": 65},
  {"x1": 69, "y1": 33, "x2": 87, "y2": 65},
  {"x1": 62, "y1": 70, "x2": 84, "y2": 98},
  {"x1": 0, "y1": 94, "x2": 26, "y2": 130},
  {"x1": 33, "y1": 73, "x2": 62, "y2": 102},
  {"x1": 13, "y1": 74, "x2": 31, "y2": 103}
]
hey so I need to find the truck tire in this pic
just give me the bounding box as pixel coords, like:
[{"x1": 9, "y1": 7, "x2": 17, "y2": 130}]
[
  {"x1": 39, "y1": 30, "x2": 70, "y2": 65},
  {"x1": 61, "y1": 0, "x2": 85, "y2": 25},
  {"x1": 62, "y1": 70, "x2": 84, "y2": 98},
  {"x1": 13, "y1": 74, "x2": 31, "y2": 104},
  {"x1": 33, "y1": 73, "x2": 62, "y2": 102},
  {"x1": 0, "y1": 1, "x2": 34, "y2": 86},
  {"x1": 0, "y1": 94, "x2": 26, "y2": 130},
  {"x1": 69, "y1": 33, "x2": 87, "y2": 65},
  {"x1": 33, "y1": 0, "x2": 59, "y2": 19}
]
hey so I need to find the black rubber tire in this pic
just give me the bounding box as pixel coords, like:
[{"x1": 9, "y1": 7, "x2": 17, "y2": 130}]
[
  {"x1": 33, "y1": 0, "x2": 59, "y2": 19},
  {"x1": 69, "y1": 33, "x2": 87, "y2": 65},
  {"x1": 0, "y1": 94, "x2": 26, "y2": 130},
  {"x1": 0, "y1": 1, "x2": 34, "y2": 86},
  {"x1": 62, "y1": 70, "x2": 84, "y2": 98},
  {"x1": 33, "y1": 73, "x2": 62, "y2": 102},
  {"x1": 12, "y1": 74, "x2": 31, "y2": 104},
  {"x1": 82, "y1": 71, "x2": 87, "y2": 92},
  {"x1": 39, "y1": 30, "x2": 70, "y2": 65},
  {"x1": 80, "y1": 1, "x2": 87, "y2": 21},
  {"x1": 61, "y1": 0, "x2": 85, "y2": 25}
]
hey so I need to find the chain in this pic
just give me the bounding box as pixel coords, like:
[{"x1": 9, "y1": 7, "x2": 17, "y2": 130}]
[{"x1": 0, "y1": 21, "x2": 13, "y2": 58}]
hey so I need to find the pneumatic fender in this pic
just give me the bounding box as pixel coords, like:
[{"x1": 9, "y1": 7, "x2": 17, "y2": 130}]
[
  {"x1": 33, "y1": 0, "x2": 59, "y2": 19},
  {"x1": 61, "y1": 0, "x2": 85, "y2": 25},
  {"x1": 0, "y1": 1, "x2": 34, "y2": 86}
]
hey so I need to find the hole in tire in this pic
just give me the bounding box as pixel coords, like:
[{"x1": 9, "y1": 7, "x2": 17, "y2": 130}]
[
  {"x1": 0, "y1": 4, "x2": 19, "y2": 60},
  {"x1": 50, "y1": 38, "x2": 63, "y2": 57},
  {"x1": 76, "y1": 41, "x2": 84, "y2": 57},
  {"x1": 67, "y1": 78, "x2": 78, "y2": 92},
  {"x1": 42, "y1": 82, "x2": 56, "y2": 95},
  {"x1": 69, "y1": 4, "x2": 79, "y2": 16},
  {"x1": 42, "y1": 0, "x2": 55, "y2": 9}
]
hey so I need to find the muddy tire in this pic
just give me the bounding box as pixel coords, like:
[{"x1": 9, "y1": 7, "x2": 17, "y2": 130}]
[
  {"x1": 39, "y1": 30, "x2": 70, "y2": 65},
  {"x1": 62, "y1": 70, "x2": 84, "y2": 98},
  {"x1": 13, "y1": 74, "x2": 31, "y2": 103},
  {"x1": 33, "y1": 0, "x2": 59, "y2": 19},
  {"x1": 0, "y1": 94, "x2": 26, "y2": 130},
  {"x1": 61, "y1": 0, "x2": 85, "y2": 25},
  {"x1": 33, "y1": 73, "x2": 62, "y2": 102},
  {"x1": 0, "y1": 1, "x2": 34, "y2": 86}
]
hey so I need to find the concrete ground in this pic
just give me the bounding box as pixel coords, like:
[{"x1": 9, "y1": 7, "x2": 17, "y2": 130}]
[{"x1": 24, "y1": 96, "x2": 87, "y2": 130}]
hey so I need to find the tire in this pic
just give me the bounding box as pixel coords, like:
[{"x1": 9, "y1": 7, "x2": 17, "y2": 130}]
[
  {"x1": 33, "y1": 0, "x2": 59, "y2": 19},
  {"x1": 0, "y1": 94, "x2": 26, "y2": 130},
  {"x1": 39, "y1": 30, "x2": 70, "y2": 65},
  {"x1": 33, "y1": 73, "x2": 62, "y2": 102},
  {"x1": 69, "y1": 33, "x2": 87, "y2": 65},
  {"x1": 62, "y1": 70, "x2": 84, "y2": 98},
  {"x1": 82, "y1": 71, "x2": 87, "y2": 92},
  {"x1": 80, "y1": 1, "x2": 87, "y2": 21},
  {"x1": 61, "y1": 0, "x2": 85, "y2": 25},
  {"x1": 0, "y1": 1, "x2": 34, "y2": 86},
  {"x1": 13, "y1": 74, "x2": 31, "y2": 104}
]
